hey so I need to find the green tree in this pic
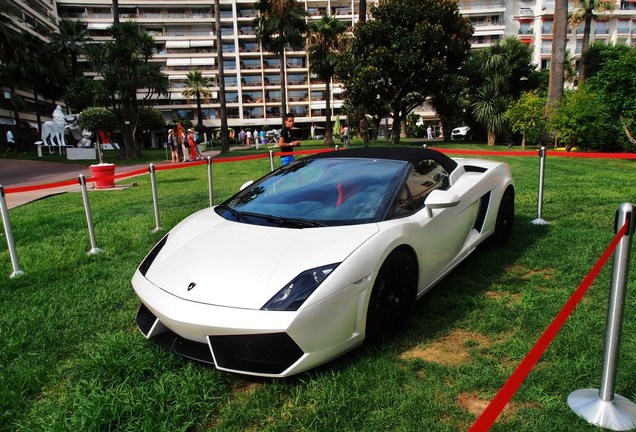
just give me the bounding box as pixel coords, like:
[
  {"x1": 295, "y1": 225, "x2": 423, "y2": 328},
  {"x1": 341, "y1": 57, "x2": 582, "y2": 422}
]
[
  {"x1": 253, "y1": 0, "x2": 308, "y2": 124},
  {"x1": 87, "y1": 22, "x2": 168, "y2": 159},
  {"x1": 336, "y1": 0, "x2": 472, "y2": 144},
  {"x1": 506, "y1": 91, "x2": 546, "y2": 148},
  {"x1": 583, "y1": 42, "x2": 630, "y2": 80},
  {"x1": 182, "y1": 70, "x2": 213, "y2": 127},
  {"x1": 568, "y1": 0, "x2": 615, "y2": 85},
  {"x1": 588, "y1": 46, "x2": 636, "y2": 149},
  {"x1": 78, "y1": 107, "x2": 118, "y2": 164},
  {"x1": 547, "y1": 87, "x2": 615, "y2": 151},
  {"x1": 308, "y1": 15, "x2": 348, "y2": 147},
  {"x1": 50, "y1": 19, "x2": 89, "y2": 78}
]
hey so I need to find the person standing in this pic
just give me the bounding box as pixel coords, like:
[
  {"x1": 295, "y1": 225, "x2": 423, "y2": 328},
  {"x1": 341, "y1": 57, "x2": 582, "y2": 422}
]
[
  {"x1": 179, "y1": 127, "x2": 189, "y2": 162},
  {"x1": 187, "y1": 128, "x2": 197, "y2": 161},
  {"x1": 168, "y1": 129, "x2": 179, "y2": 163},
  {"x1": 427, "y1": 125, "x2": 433, "y2": 140},
  {"x1": 4, "y1": 129, "x2": 15, "y2": 156},
  {"x1": 341, "y1": 124, "x2": 349, "y2": 148},
  {"x1": 279, "y1": 113, "x2": 301, "y2": 166}
]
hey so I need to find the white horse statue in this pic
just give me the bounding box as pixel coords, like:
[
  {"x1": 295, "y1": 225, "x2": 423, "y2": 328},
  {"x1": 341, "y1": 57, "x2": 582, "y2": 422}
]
[{"x1": 41, "y1": 105, "x2": 67, "y2": 146}]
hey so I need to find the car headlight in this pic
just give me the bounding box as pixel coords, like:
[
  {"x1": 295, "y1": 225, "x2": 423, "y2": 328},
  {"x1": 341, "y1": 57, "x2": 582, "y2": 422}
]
[
  {"x1": 261, "y1": 263, "x2": 340, "y2": 311},
  {"x1": 138, "y1": 234, "x2": 168, "y2": 276}
]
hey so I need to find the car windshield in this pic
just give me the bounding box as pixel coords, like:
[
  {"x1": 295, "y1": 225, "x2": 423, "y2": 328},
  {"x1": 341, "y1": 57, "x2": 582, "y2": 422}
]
[{"x1": 217, "y1": 158, "x2": 407, "y2": 227}]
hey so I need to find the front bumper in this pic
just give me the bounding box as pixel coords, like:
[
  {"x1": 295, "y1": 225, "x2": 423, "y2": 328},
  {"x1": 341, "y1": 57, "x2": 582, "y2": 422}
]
[{"x1": 132, "y1": 270, "x2": 369, "y2": 377}]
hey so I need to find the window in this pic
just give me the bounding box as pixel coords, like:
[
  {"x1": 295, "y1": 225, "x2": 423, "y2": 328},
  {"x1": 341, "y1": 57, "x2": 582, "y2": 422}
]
[{"x1": 390, "y1": 159, "x2": 449, "y2": 217}]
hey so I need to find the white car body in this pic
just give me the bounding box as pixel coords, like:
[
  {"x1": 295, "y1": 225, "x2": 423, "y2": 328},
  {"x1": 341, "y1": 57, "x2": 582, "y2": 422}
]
[
  {"x1": 132, "y1": 147, "x2": 514, "y2": 377},
  {"x1": 451, "y1": 126, "x2": 471, "y2": 140}
]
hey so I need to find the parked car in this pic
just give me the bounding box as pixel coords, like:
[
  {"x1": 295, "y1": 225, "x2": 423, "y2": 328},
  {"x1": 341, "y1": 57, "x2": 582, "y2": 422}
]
[
  {"x1": 451, "y1": 126, "x2": 471, "y2": 140},
  {"x1": 132, "y1": 147, "x2": 515, "y2": 377}
]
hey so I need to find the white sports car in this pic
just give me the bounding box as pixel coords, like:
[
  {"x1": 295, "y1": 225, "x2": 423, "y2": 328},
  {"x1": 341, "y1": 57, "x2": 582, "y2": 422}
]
[{"x1": 132, "y1": 147, "x2": 515, "y2": 377}]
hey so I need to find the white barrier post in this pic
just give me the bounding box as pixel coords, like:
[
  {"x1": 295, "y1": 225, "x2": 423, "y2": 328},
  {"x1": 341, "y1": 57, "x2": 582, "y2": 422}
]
[
  {"x1": 335, "y1": 145, "x2": 339, "y2": 151},
  {"x1": 79, "y1": 175, "x2": 103, "y2": 255},
  {"x1": 269, "y1": 150, "x2": 274, "y2": 172},
  {"x1": 532, "y1": 146, "x2": 549, "y2": 225},
  {"x1": 207, "y1": 156, "x2": 214, "y2": 207},
  {"x1": 149, "y1": 164, "x2": 162, "y2": 233},
  {"x1": 0, "y1": 185, "x2": 25, "y2": 278},
  {"x1": 568, "y1": 203, "x2": 636, "y2": 430}
]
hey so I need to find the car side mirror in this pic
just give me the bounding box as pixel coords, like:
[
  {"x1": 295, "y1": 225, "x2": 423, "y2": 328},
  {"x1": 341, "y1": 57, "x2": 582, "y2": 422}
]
[
  {"x1": 424, "y1": 190, "x2": 460, "y2": 217},
  {"x1": 240, "y1": 180, "x2": 254, "y2": 191}
]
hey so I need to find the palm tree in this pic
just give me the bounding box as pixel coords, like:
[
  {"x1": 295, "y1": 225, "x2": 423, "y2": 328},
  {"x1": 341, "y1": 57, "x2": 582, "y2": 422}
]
[
  {"x1": 182, "y1": 70, "x2": 213, "y2": 126},
  {"x1": 50, "y1": 19, "x2": 89, "y2": 77},
  {"x1": 308, "y1": 15, "x2": 347, "y2": 147},
  {"x1": 214, "y1": 0, "x2": 230, "y2": 153},
  {"x1": 568, "y1": 0, "x2": 614, "y2": 85},
  {"x1": 471, "y1": 42, "x2": 511, "y2": 146},
  {"x1": 254, "y1": 0, "x2": 307, "y2": 123}
]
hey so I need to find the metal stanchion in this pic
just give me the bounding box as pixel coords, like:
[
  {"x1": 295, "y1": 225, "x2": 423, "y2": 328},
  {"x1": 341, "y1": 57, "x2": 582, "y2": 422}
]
[
  {"x1": 335, "y1": 145, "x2": 339, "y2": 151},
  {"x1": 149, "y1": 164, "x2": 162, "y2": 233},
  {"x1": 532, "y1": 146, "x2": 549, "y2": 225},
  {"x1": 422, "y1": 144, "x2": 428, "y2": 149},
  {"x1": 0, "y1": 185, "x2": 25, "y2": 278},
  {"x1": 79, "y1": 175, "x2": 103, "y2": 255},
  {"x1": 269, "y1": 150, "x2": 274, "y2": 172},
  {"x1": 207, "y1": 156, "x2": 214, "y2": 207},
  {"x1": 568, "y1": 203, "x2": 636, "y2": 431}
]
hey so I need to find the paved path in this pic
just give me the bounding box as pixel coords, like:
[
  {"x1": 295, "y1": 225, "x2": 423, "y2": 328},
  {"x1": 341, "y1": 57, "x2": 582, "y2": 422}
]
[{"x1": 0, "y1": 148, "x2": 235, "y2": 209}]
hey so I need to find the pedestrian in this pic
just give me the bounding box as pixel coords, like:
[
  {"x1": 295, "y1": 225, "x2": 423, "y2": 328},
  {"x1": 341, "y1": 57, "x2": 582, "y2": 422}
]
[
  {"x1": 259, "y1": 129, "x2": 266, "y2": 148},
  {"x1": 193, "y1": 128, "x2": 204, "y2": 160},
  {"x1": 187, "y1": 128, "x2": 197, "y2": 161},
  {"x1": 4, "y1": 128, "x2": 15, "y2": 156},
  {"x1": 239, "y1": 128, "x2": 246, "y2": 146},
  {"x1": 246, "y1": 129, "x2": 252, "y2": 147},
  {"x1": 427, "y1": 125, "x2": 433, "y2": 140},
  {"x1": 178, "y1": 126, "x2": 189, "y2": 162},
  {"x1": 279, "y1": 113, "x2": 301, "y2": 166},
  {"x1": 341, "y1": 124, "x2": 349, "y2": 148},
  {"x1": 168, "y1": 129, "x2": 179, "y2": 163}
]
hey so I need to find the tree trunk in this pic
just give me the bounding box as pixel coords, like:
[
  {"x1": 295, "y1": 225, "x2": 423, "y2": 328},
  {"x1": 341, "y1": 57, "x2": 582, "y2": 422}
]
[
  {"x1": 196, "y1": 90, "x2": 203, "y2": 125},
  {"x1": 579, "y1": 11, "x2": 593, "y2": 86},
  {"x1": 521, "y1": 130, "x2": 526, "y2": 149},
  {"x1": 279, "y1": 44, "x2": 287, "y2": 124},
  {"x1": 112, "y1": 0, "x2": 119, "y2": 25},
  {"x1": 544, "y1": 0, "x2": 568, "y2": 145},
  {"x1": 359, "y1": 0, "x2": 366, "y2": 22},
  {"x1": 324, "y1": 78, "x2": 334, "y2": 147},
  {"x1": 215, "y1": 0, "x2": 229, "y2": 152},
  {"x1": 487, "y1": 130, "x2": 496, "y2": 146}
]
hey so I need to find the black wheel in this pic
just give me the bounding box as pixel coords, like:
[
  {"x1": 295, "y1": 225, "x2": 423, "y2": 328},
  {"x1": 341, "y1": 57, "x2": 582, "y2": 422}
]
[
  {"x1": 365, "y1": 250, "x2": 418, "y2": 343},
  {"x1": 492, "y1": 188, "x2": 514, "y2": 245}
]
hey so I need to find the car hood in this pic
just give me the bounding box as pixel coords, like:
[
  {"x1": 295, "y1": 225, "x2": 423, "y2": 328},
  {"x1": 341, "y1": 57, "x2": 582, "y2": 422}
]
[{"x1": 143, "y1": 208, "x2": 379, "y2": 309}]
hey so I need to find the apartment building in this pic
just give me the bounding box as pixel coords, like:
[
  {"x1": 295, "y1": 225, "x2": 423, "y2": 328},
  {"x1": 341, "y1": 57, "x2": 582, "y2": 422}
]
[{"x1": 2, "y1": 0, "x2": 636, "y2": 141}]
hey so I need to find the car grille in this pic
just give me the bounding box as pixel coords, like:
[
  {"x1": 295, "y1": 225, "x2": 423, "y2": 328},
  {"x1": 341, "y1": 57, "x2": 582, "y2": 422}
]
[
  {"x1": 209, "y1": 333, "x2": 304, "y2": 375},
  {"x1": 136, "y1": 304, "x2": 304, "y2": 375}
]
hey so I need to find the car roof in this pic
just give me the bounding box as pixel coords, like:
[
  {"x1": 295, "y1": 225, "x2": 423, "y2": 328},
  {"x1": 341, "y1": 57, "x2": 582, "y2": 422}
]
[{"x1": 305, "y1": 147, "x2": 458, "y2": 174}]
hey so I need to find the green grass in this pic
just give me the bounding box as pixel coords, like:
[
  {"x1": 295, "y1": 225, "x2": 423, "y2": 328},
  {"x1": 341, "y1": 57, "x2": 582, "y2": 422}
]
[{"x1": 1, "y1": 141, "x2": 635, "y2": 431}]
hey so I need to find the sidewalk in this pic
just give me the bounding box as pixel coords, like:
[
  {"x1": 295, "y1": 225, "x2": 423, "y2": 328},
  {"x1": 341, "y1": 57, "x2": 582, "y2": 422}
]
[{"x1": 0, "y1": 148, "x2": 232, "y2": 209}]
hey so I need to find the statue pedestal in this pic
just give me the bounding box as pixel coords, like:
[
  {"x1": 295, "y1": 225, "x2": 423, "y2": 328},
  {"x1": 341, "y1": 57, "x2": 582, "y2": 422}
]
[
  {"x1": 89, "y1": 163, "x2": 116, "y2": 189},
  {"x1": 67, "y1": 148, "x2": 97, "y2": 160}
]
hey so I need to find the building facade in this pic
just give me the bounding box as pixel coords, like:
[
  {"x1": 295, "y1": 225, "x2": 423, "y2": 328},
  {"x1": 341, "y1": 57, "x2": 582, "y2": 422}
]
[{"x1": 2, "y1": 0, "x2": 636, "y2": 142}]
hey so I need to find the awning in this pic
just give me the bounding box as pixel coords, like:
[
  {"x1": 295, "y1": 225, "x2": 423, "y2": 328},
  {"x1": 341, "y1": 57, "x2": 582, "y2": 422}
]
[
  {"x1": 191, "y1": 57, "x2": 214, "y2": 66},
  {"x1": 474, "y1": 29, "x2": 505, "y2": 36},
  {"x1": 87, "y1": 22, "x2": 110, "y2": 30},
  {"x1": 310, "y1": 102, "x2": 326, "y2": 109},
  {"x1": 26, "y1": 121, "x2": 39, "y2": 129},
  {"x1": 168, "y1": 75, "x2": 187, "y2": 80},
  {"x1": 165, "y1": 40, "x2": 190, "y2": 49},
  {"x1": 166, "y1": 58, "x2": 191, "y2": 66},
  {"x1": 190, "y1": 39, "x2": 214, "y2": 47}
]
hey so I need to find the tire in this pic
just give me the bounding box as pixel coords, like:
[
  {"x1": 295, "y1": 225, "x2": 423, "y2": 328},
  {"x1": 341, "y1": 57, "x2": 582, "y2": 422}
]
[
  {"x1": 365, "y1": 250, "x2": 418, "y2": 343},
  {"x1": 492, "y1": 188, "x2": 514, "y2": 245}
]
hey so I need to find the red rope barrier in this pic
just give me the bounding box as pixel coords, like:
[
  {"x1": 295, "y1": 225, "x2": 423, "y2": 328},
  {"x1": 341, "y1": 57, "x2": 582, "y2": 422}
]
[
  {"x1": 4, "y1": 147, "x2": 635, "y2": 195},
  {"x1": 469, "y1": 221, "x2": 630, "y2": 431}
]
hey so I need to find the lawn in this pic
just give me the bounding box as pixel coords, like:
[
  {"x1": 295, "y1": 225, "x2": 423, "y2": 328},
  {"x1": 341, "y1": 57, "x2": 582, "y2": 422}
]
[{"x1": 1, "y1": 141, "x2": 635, "y2": 431}]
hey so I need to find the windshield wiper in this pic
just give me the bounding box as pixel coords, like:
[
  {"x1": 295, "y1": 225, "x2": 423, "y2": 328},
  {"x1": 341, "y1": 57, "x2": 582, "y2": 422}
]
[
  {"x1": 217, "y1": 204, "x2": 251, "y2": 223},
  {"x1": 240, "y1": 211, "x2": 325, "y2": 228}
]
